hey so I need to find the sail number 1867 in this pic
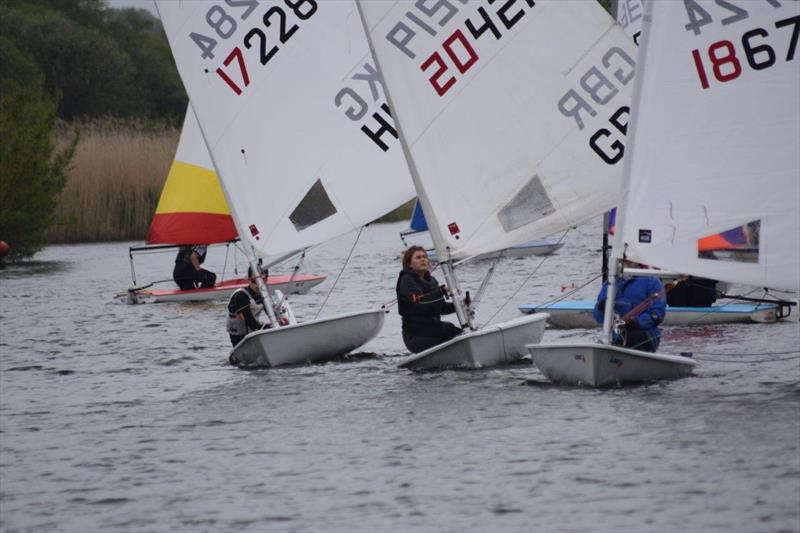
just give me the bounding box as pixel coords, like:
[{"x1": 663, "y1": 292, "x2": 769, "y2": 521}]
[{"x1": 690, "y1": 15, "x2": 798, "y2": 89}]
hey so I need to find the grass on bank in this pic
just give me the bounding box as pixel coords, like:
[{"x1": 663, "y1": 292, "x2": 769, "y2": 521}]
[{"x1": 49, "y1": 119, "x2": 178, "y2": 243}]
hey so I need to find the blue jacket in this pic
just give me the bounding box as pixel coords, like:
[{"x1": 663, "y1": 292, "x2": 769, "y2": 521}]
[{"x1": 593, "y1": 276, "x2": 666, "y2": 334}]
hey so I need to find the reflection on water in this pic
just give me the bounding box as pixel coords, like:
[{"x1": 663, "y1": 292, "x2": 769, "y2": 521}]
[{"x1": 1, "y1": 220, "x2": 798, "y2": 532}]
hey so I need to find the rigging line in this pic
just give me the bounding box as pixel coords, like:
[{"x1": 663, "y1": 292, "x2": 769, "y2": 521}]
[
  {"x1": 481, "y1": 229, "x2": 571, "y2": 327},
  {"x1": 540, "y1": 272, "x2": 604, "y2": 307},
  {"x1": 221, "y1": 242, "x2": 231, "y2": 281},
  {"x1": 314, "y1": 226, "x2": 365, "y2": 320}
]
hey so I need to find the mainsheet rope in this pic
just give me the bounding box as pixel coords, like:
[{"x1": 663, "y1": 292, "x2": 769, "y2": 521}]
[
  {"x1": 314, "y1": 226, "x2": 365, "y2": 320},
  {"x1": 482, "y1": 229, "x2": 572, "y2": 327}
]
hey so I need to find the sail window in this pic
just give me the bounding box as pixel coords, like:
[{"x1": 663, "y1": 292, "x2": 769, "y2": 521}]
[
  {"x1": 497, "y1": 175, "x2": 555, "y2": 232},
  {"x1": 697, "y1": 220, "x2": 760, "y2": 263},
  {"x1": 289, "y1": 179, "x2": 338, "y2": 231}
]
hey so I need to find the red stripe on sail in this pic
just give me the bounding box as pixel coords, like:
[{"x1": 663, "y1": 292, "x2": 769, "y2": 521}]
[{"x1": 146, "y1": 212, "x2": 238, "y2": 245}]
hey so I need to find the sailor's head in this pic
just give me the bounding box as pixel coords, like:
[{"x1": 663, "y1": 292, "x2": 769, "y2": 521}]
[{"x1": 403, "y1": 245, "x2": 429, "y2": 275}]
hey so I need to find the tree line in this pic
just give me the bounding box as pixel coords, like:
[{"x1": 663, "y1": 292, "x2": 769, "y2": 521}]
[
  {"x1": 0, "y1": 0, "x2": 186, "y2": 122},
  {"x1": 0, "y1": 0, "x2": 187, "y2": 260}
]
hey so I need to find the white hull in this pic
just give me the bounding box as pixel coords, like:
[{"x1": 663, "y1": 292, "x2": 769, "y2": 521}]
[
  {"x1": 399, "y1": 313, "x2": 548, "y2": 371},
  {"x1": 528, "y1": 342, "x2": 696, "y2": 387},
  {"x1": 229, "y1": 309, "x2": 385, "y2": 368},
  {"x1": 518, "y1": 301, "x2": 779, "y2": 328},
  {"x1": 116, "y1": 274, "x2": 326, "y2": 304}
]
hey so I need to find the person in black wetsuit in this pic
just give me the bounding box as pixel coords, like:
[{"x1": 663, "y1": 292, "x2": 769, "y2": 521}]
[
  {"x1": 226, "y1": 266, "x2": 269, "y2": 347},
  {"x1": 173, "y1": 245, "x2": 217, "y2": 290},
  {"x1": 396, "y1": 246, "x2": 462, "y2": 353}
]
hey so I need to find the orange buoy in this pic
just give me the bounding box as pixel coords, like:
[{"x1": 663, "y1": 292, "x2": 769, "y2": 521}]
[{"x1": 0, "y1": 240, "x2": 9, "y2": 258}]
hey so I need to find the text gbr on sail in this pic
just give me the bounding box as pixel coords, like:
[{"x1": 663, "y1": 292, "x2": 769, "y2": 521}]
[{"x1": 557, "y1": 46, "x2": 635, "y2": 165}]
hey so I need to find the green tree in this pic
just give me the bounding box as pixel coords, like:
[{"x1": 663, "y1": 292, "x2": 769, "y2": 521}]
[
  {"x1": 104, "y1": 7, "x2": 187, "y2": 123},
  {"x1": 0, "y1": 81, "x2": 77, "y2": 258},
  {"x1": 0, "y1": 35, "x2": 41, "y2": 88},
  {"x1": 0, "y1": 6, "x2": 143, "y2": 120}
]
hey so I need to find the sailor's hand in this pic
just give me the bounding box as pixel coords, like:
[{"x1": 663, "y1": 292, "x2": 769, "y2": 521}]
[{"x1": 439, "y1": 284, "x2": 448, "y2": 295}]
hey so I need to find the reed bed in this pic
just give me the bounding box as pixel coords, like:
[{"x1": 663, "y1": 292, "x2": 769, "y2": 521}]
[
  {"x1": 49, "y1": 119, "x2": 178, "y2": 243},
  {"x1": 48, "y1": 118, "x2": 412, "y2": 243}
]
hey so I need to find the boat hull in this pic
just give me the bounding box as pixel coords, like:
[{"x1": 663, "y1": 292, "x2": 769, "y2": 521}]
[
  {"x1": 518, "y1": 300, "x2": 779, "y2": 328},
  {"x1": 116, "y1": 274, "x2": 326, "y2": 304},
  {"x1": 528, "y1": 342, "x2": 696, "y2": 387},
  {"x1": 399, "y1": 313, "x2": 548, "y2": 371},
  {"x1": 229, "y1": 309, "x2": 385, "y2": 368}
]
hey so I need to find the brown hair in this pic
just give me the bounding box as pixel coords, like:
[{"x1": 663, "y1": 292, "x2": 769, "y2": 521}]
[{"x1": 402, "y1": 245, "x2": 427, "y2": 270}]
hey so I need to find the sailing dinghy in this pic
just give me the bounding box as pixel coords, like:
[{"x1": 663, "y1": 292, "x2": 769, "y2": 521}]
[
  {"x1": 519, "y1": 0, "x2": 790, "y2": 329},
  {"x1": 156, "y1": 0, "x2": 415, "y2": 367},
  {"x1": 356, "y1": 0, "x2": 637, "y2": 370},
  {"x1": 529, "y1": 0, "x2": 799, "y2": 386},
  {"x1": 116, "y1": 107, "x2": 325, "y2": 304}
]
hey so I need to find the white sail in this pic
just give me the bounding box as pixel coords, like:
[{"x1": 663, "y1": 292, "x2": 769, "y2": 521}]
[
  {"x1": 155, "y1": 1, "x2": 414, "y2": 265},
  {"x1": 356, "y1": 0, "x2": 637, "y2": 261},
  {"x1": 610, "y1": 0, "x2": 645, "y2": 44},
  {"x1": 615, "y1": 1, "x2": 800, "y2": 292}
]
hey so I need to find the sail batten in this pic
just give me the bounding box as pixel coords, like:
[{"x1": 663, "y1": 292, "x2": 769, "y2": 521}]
[{"x1": 615, "y1": 1, "x2": 800, "y2": 291}]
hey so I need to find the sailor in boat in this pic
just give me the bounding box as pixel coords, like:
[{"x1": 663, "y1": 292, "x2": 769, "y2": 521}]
[
  {"x1": 227, "y1": 266, "x2": 271, "y2": 348},
  {"x1": 396, "y1": 246, "x2": 463, "y2": 354},
  {"x1": 593, "y1": 260, "x2": 667, "y2": 353},
  {"x1": 173, "y1": 244, "x2": 216, "y2": 291}
]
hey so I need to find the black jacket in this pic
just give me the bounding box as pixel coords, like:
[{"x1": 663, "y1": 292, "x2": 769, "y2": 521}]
[
  {"x1": 228, "y1": 286, "x2": 264, "y2": 332},
  {"x1": 396, "y1": 268, "x2": 456, "y2": 336}
]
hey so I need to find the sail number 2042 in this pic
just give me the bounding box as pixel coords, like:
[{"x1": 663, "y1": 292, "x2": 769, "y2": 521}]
[{"x1": 384, "y1": 0, "x2": 536, "y2": 98}]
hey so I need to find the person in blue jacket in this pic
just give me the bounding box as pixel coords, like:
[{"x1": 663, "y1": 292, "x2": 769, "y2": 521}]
[
  {"x1": 593, "y1": 266, "x2": 666, "y2": 352},
  {"x1": 396, "y1": 246, "x2": 462, "y2": 353}
]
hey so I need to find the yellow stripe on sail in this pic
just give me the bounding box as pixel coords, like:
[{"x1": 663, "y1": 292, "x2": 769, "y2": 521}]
[{"x1": 154, "y1": 161, "x2": 230, "y2": 215}]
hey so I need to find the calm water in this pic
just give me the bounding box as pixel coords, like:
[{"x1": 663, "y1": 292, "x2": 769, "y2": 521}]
[{"x1": 1, "y1": 220, "x2": 798, "y2": 532}]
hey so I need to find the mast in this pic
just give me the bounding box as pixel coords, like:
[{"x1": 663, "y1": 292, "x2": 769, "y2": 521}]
[
  {"x1": 601, "y1": 0, "x2": 656, "y2": 345},
  {"x1": 248, "y1": 255, "x2": 279, "y2": 328},
  {"x1": 354, "y1": 2, "x2": 474, "y2": 331},
  {"x1": 601, "y1": 211, "x2": 610, "y2": 284}
]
